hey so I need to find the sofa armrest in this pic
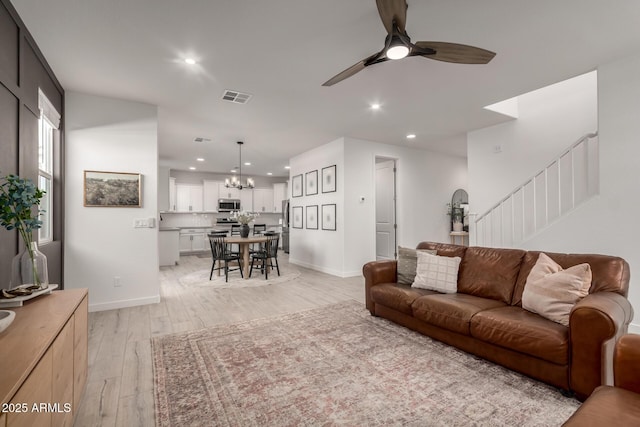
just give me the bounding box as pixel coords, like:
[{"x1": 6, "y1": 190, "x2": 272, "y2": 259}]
[
  {"x1": 363, "y1": 260, "x2": 397, "y2": 314},
  {"x1": 614, "y1": 334, "x2": 640, "y2": 393},
  {"x1": 569, "y1": 292, "x2": 634, "y2": 399}
]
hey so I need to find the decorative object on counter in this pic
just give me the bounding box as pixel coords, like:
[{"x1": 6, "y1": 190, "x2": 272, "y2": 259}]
[
  {"x1": 292, "y1": 206, "x2": 303, "y2": 229},
  {"x1": 322, "y1": 164, "x2": 337, "y2": 193},
  {"x1": 306, "y1": 205, "x2": 318, "y2": 229},
  {"x1": 0, "y1": 309, "x2": 15, "y2": 333},
  {"x1": 305, "y1": 170, "x2": 318, "y2": 196},
  {"x1": 224, "y1": 141, "x2": 254, "y2": 190},
  {"x1": 322, "y1": 203, "x2": 337, "y2": 230},
  {"x1": 84, "y1": 170, "x2": 142, "y2": 207},
  {"x1": 231, "y1": 210, "x2": 259, "y2": 237},
  {"x1": 292, "y1": 174, "x2": 303, "y2": 197},
  {"x1": 0, "y1": 284, "x2": 58, "y2": 307},
  {"x1": 0, "y1": 172, "x2": 48, "y2": 289}
]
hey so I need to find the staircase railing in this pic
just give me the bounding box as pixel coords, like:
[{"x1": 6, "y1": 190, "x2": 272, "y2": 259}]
[{"x1": 474, "y1": 133, "x2": 599, "y2": 248}]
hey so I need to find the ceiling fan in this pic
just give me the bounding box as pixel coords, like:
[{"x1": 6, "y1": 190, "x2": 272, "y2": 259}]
[{"x1": 322, "y1": 0, "x2": 496, "y2": 86}]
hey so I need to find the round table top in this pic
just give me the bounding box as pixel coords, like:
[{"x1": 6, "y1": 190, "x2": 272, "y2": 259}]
[{"x1": 224, "y1": 235, "x2": 269, "y2": 244}]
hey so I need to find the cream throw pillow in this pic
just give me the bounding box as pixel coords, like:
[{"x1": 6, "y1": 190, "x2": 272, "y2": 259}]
[
  {"x1": 522, "y1": 253, "x2": 592, "y2": 326},
  {"x1": 412, "y1": 252, "x2": 461, "y2": 293},
  {"x1": 397, "y1": 247, "x2": 437, "y2": 285}
]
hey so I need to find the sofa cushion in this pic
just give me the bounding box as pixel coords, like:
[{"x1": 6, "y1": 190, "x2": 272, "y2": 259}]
[
  {"x1": 470, "y1": 306, "x2": 569, "y2": 364},
  {"x1": 412, "y1": 294, "x2": 506, "y2": 335},
  {"x1": 397, "y1": 246, "x2": 437, "y2": 285},
  {"x1": 371, "y1": 283, "x2": 437, "y2": 315},
  {"x1": 512, "y1": 251, "x2": 630, "y2": 306},
  {"x1": 562, "y1": 385, "x2": 640, "y2": 426},
  {"x1": 412, "y1": 252, "x2": 461, "y2": 293},
  {"x1": 416, "y1": 241, "x2": 468, "y2": 258},
  {"x1": 522, "y1": 253, "x2": 592, "y2": 326},
  {"x1": 457, "y1": 246, "x2": 526, "y2": 304}
]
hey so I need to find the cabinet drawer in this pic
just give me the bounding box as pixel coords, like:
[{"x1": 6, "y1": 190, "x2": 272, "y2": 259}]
[{"x1": 7, "y1": 348, "x2": 53, "y2": 427}]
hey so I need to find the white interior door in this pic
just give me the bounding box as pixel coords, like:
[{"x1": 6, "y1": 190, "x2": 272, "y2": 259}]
[{"x1": 375, "y1": 159, "x2": 396, "y2": 260}]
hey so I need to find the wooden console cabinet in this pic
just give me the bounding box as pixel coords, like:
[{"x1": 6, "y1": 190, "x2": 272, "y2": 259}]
[{"x1": 0, "y1": 289, "x2": 88, "y2": 427}]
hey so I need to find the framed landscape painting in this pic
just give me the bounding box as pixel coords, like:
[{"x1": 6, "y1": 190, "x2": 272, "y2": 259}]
[{"x1": 84, "y1": 170, "x2": 142, "y2": 207}]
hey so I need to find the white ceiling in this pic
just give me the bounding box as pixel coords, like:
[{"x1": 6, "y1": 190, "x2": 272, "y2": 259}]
[{"x1": 11, "y1": 0, "x2": 640, "y2": 177}]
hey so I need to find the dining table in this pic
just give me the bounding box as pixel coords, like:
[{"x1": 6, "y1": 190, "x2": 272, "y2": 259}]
[{"x1": 224, "y1": 235, "x2": 269, "y2": 278}]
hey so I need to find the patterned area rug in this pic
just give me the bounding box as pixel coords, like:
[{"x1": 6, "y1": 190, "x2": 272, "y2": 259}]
[
  {"x1": 178, "y1": 267, "x2": 300, "y2": 289},
  {"x1": 152, "y1": 301, "x2": 580, "y2": 426}
]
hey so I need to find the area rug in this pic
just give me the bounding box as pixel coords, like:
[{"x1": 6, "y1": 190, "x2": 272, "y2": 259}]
[
  {"x1": 178, "y1": 267, "x2": 300, "y2": 289},
  {"x1": 152, "y1": 301, "x2": 580, "y2": 426}
]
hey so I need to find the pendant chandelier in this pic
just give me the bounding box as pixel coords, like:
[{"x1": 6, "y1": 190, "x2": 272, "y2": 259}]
[{"x1": 225, "y1": 141, "x2": 254, "y2": 190}]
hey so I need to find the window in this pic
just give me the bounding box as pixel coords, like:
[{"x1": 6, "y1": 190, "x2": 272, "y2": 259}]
[{"x1": 38, "y1": 89, "x2": 60, "y2": 244}]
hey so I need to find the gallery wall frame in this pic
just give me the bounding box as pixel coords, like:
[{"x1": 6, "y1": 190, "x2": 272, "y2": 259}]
[
  {"x1": 292, "y1": 206, "x2": 304, "y2": 229},
  {"x1": 305, "y1": 170, "x2": 318, "y2": 196},
  {"x1": 321, "y1": 203, "x2": 336, "y2": 231},
  {"x1": 84, "y1": 170, "x2": 142, "y2": 207},
  {"x1": 292, "y1": 174, "x2": 303, "y2": 198},
  {"x1": 321, "y1": 165, "x2": 336, "y2": 193},
  {"x1": 306, "y1": 205, "x2": 318, "y2": 230}
]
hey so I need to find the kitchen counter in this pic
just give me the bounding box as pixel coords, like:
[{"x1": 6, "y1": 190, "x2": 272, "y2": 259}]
[{"x1": 159, "y1": 227, "x2": 180, "y2": 231}]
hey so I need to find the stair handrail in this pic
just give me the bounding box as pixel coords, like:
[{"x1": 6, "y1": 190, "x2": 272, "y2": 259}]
[{"x1": 475, "y1": 132, "x2": 598, "y2": 224}]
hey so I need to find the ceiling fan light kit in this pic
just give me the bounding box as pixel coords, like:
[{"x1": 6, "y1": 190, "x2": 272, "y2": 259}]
[{"x1": 323, "y1": 0, "x2": 496, "y2": 86}]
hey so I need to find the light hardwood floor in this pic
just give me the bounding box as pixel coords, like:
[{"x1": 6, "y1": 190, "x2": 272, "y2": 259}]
[{"x1": 73, "y1": 253, "x2": 365, "y2": 427}]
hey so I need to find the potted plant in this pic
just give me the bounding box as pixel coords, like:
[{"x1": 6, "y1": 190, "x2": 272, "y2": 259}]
[
  {"x1": 231, "y1": 210, "x2": 259, "y2": 237},
  {"x1": 446, "y1": 202, "x2": 464, "y2": 232},
  {"x1": 0, "y1": 172, "x2": 48, "y2": 291}
]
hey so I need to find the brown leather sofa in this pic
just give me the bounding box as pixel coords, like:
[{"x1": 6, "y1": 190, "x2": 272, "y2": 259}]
[
  {"x1": 363, "y1": 242, "x2": 633, "y2": 400},
  {"x1": 563, "y1": 334, "x2": 640, "y2": 425}
]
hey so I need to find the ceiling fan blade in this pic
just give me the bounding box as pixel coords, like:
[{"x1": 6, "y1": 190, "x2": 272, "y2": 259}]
[
  {"x1": 322, "y1": 51, "x2": 387, "y2": 86},
  {"x1": 413, "y1": 41, "x2": 496, "y2": 64},
  {"x1": 376, "y1": 0, "x2": 408, "y2": 34}
]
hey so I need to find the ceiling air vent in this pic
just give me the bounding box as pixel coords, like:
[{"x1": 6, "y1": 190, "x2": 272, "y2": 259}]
[
  {"x1": 193, "y1": 137, "x2": 212, "y2": 143},
  {"x1": 222, "y1": 90, "x2": 252, "y2": 104}
]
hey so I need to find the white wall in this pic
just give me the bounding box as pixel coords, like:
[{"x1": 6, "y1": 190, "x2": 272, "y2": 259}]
[
  {"x1": 65, "y1": 91, "x2": 160, "y2": 311},
  {"x1": 467, "y1": 65, "x2": 640, "y2": 333},
  {"x1": 289, "y1": 137, "x2": 467, "y2": 277},
  {"x1": 468, "y1": 71, "x2": 598, "y2": 216}
]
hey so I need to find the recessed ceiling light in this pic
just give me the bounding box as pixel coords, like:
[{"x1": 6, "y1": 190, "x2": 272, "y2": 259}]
[
  {"x1": 196, "y1": 158, "x2": 205, "y2": 162},
  {"x1": 189, "y1": 166, "x2": 196, "y2": 170},
  {"x1": 231, "y1": 169, "x2": 237, "y2": 173},
  {"x1": 284, "y1": 166, "x2": 291, "y2": 170},
  {"x1": 244, "y1": 162, "x2": 251, "y2": 166},
  {"x1": 267, "y1": 172, "x2": 273, "y2": 176},
  {"x1": 185, "y1": 58, "x2": 196, "y2": 65},
  {"x1": 406, "y1": 134, "x2": 416, "y2": 139},
  {"x1": 371, "y1": 103, "x2": 381, "y2": 110}
]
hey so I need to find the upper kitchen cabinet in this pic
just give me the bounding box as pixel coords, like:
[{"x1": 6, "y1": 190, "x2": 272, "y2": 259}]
[
  {"x1": 273, "y1": 183, "x2": 287, "y2": 213},
  {"x1": 169, "y1": 177, "x2": 176, "y2": 211},
  {"x1": 253, "y1": 188, "x2": 275, "y2": 213},
  {"x1": 176, "y1": 183, "x2": 203, "y2": 212},
  {"x1": 240, "y1": 190, "x2": 253, "y2": 212},
  {"x1": 219, "y1": 183, "x2": 240, "y2": 200},
  {"x1": 203, "y1": 180, "x2": 221, "y2": 212}
]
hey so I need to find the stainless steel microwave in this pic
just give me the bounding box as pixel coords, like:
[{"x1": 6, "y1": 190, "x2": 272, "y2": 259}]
[{"x1": 218, "y1": 199, "x2": 241, "y2": 212}]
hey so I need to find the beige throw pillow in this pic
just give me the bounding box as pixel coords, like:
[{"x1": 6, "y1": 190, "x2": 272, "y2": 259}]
[
  {"x1": 522, "y1": 253, "x2": 592, "y2": 326},
  {"x1": 397, "y1": 247, "x2": 437, "y2": 285},
  {"x1": 412, "y1": 252, "x2": 461, "y2": 293}
]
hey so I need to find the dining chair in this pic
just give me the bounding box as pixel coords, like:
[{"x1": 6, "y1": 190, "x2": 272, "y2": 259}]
[
  {"x1": 209, "y1": 235, "x2": 243, "y2": 282},
  {"x1": 229, "y1": 224, "x2": 241, "y2": 255},
  {"x1": 249, "y1": 234, "x2": 280, "y2": 279},
  {"x1": 251, "y1": 224, "x2": 267, "y2": 253}
]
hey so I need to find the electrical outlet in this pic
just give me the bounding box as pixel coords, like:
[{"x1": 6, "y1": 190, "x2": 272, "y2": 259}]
[
  {"x1": 493, "y1": 144, "x2": 503, "y2": 154},
  {"x1": 114, "y1": 276, "x2": 121, "y2": 287}
]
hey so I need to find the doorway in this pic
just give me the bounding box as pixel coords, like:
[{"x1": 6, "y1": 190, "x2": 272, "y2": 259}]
[{"x1": 375, "y1": 158, "x2": 397, "y2": 260}]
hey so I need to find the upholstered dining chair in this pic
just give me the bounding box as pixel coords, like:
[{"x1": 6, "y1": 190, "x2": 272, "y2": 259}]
[
  {"x1": 208, "y1": 235, "x2": 243, "y2": 282},
  {"x1": 249, "y1": 234, "x2": 280, "y2": 279}
]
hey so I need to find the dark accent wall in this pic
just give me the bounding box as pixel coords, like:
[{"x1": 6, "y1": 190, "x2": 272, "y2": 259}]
[{"x1": 0, "y1": 0, "x2": 64, "y2": 288}]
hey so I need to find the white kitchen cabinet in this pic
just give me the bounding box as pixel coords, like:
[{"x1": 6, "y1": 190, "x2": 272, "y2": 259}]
[
  {"x1": 273, "y1": 182, "x2": 287, "y2": 213},
  {"x1": 218, "y1": 183, "x2": 240, "y2": 200},
  {"x1": 169, "y1": 177, "x2": 176, "y2": 211},
  {"x1": 203, "y1": 180, "x2": 221, "y2": 212},
  {"x1": 240, "y1": 189, "x2": 253, "y2": 212},
  {"x1": 253, "y1": 188, "x2": 275, "y2": 213},
  {"x1": 176, "y1": 184, "x2": 203, "y2": 212},
  {"x1": 179, "y1": 230, "x2": 207, "y2": 253}
]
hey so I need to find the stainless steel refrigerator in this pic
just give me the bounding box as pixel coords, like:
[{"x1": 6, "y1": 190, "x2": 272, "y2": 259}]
[{"x1": 282, "y1": 199, "x2": 290, "y2": 253}]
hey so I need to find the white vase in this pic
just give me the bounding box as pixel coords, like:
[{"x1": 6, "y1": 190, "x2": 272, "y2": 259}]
[
  {"x1": 453, "y1": 222, "x2": 464, "y2": 232},
  {"x1": 10, "y1": 242, "x2": 49, "y2": 289}
]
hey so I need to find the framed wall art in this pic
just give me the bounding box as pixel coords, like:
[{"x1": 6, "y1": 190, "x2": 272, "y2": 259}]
[
  {"x1": 322, "y1": 165, "x2": 336, "y2": 193},
  {"x1": 321, "y1": 203, "x2": 336, "y2": 231},
  {"x1": 292, "y1": 206, "x2": 303, "y2": 229},
  {"x1": 306, "y1": 205, "x2": 318, "y2": 230},
  {"x1": 292, "y1": 174, "x2": 303, "y2": 198},
  {"x1": 84, "y1": 170, "x2": 142, "y2": 207},
  {"x1": 305, "y1": 170, "x2": 318, "y2": 196}
]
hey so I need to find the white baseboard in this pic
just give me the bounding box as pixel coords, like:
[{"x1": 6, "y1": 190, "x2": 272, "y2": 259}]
[
  {"x1": 628, "y1": 322, "x2": 640, "y2": 335},
  {"x1": 89, "y1": 295, "x2": 161, "y2": 312},
  {"x1": 288, "y1": 258, "x2": 361, "y2": 278}
]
